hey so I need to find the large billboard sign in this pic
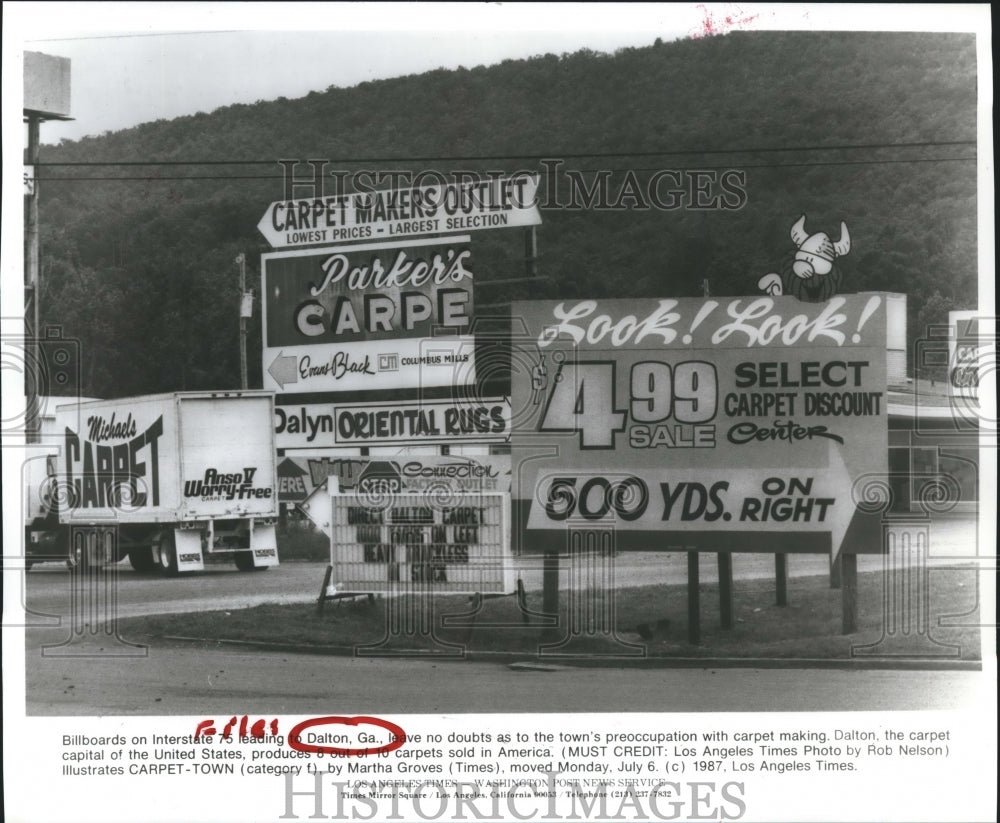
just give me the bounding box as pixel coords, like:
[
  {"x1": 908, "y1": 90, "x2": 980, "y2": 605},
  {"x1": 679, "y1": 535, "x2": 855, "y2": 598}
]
[
  {"x1": 262, "y1": 237, "x2": 477, "y2": 394},
  {"x1": 257, "y1": 174, "x2": 540, "y2": 249},
  {"x1": 511, "y1": 294, "x2": 896, "y2": 557}
]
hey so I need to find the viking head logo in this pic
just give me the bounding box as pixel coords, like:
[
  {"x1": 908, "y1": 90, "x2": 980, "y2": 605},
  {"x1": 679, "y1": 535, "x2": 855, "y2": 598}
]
[
  {"x1": 789, "y1": 215, "x2": 851, "y2": 279},
  {"x1": 758, "y1": 214, "x2": 852, "y2": 302}
]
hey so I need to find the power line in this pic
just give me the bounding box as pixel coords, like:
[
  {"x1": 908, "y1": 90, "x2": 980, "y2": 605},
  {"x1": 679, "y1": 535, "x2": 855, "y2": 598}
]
[
  {"x1": 33, "y1": 155, "x2": 977, "y2": 182},
  {"x1": 35, "y1": 139, "x2": 977, "y2": 168},
  {"x1": 26, "y1": 30, "x2": 243, "y2": 43}
]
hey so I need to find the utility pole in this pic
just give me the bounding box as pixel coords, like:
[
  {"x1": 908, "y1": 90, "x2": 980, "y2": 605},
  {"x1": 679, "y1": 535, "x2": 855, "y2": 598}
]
[
  {"x1": 24, "y1": 52, "x2": 72, "y2": 441},
  {"x1": 25, "y1": 115, "x2": 41, "y2": 442},
  {"x1": 524, "y1": 226, "x2": 538, "y2": 279},
  {"x1": 236, "y1": 253, "x2": 250, "y2": 389}
]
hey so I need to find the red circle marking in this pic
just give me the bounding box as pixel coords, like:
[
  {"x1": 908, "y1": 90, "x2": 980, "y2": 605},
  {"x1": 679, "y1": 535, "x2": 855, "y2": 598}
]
[{"x1": 287, "y1": 715, "x2": 407, "y2": 756}]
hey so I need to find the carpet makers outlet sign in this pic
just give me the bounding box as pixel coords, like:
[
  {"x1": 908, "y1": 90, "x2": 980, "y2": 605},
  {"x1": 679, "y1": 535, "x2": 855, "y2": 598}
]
[
  {"x1": 257, "y1": 175, "x2": 541, "y2": 249},
  {"x1": 511, "y1": 294, "x2": 898, "y2": 558},
  {"x1": 262, "y1": 236, "x2": 477, "y2": 394}
]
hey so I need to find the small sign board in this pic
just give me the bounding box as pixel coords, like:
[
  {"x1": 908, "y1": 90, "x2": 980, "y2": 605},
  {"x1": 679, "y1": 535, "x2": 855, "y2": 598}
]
[
  {"x1": 948, "y1": 310, "x2": 992, "y2": 403},
  {"x1": 275, "y1": 398, "x2": 511, "y2": 449},
  {"x1": 292, "y1": 452, "x2": 510, "y2": 509},
  {"x1": 329, "y1": 492, "x2": 514, "y2": 594},
  {"x1": 309, "y1": 453, "x2": 514, "y2": 594},
  {"x1": 276, "y1": 456, "x2": 312, "y2": 503}
]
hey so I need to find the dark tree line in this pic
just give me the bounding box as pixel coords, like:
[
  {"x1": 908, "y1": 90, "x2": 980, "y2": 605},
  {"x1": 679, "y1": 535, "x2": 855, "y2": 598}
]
[{"x1": 35, "y1": 31, "x2": 977, "y2": 398}]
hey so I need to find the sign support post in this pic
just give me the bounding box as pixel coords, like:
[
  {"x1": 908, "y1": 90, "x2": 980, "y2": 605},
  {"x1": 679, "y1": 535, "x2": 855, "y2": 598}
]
[
  {"x1": 524, "y1": 226, "x2": 538, "y2": 278},
  {"x1": 237, "y1": 253, "x2": 248, "y2": 389},
  {"x1": 687, "y1": 551, "x2": 701, "y2": 645},
  {"x1": 542, "y1": 552, "x2": 560, "y2": 642},
  {"x1": 852, "y1": 517, "x2": 959, "y2": 657},
  {"x1": 539, "y1": 528, "x2": 643, "y2": 657},
  {"x1": 24, "y1": 51, "x2": 73, "y2": 441},
  {"x1": 841, "y1": 553, "x2": 858, "y2": 634},
  {"x1": 717, "y1": 553, "x2": 734, "y2": 629},
  {"x1": 24, "y1": 115, "x2": 41, "y2": 443},
  {"x1": 775, "y1": 553, "x2": 789, "y2": 606}
]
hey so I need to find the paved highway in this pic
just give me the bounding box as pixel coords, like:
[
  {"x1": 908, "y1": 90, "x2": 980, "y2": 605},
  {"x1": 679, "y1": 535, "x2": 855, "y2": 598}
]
[
  {"x1": 20, "y1": 516, "x2": 979, "y2": 620},
  {"x1": 15, "y1": 519, "x2": 989, "y2": 716},
  {"x1": 20, "y1": 635, "x2": 989, "y2": 716}
]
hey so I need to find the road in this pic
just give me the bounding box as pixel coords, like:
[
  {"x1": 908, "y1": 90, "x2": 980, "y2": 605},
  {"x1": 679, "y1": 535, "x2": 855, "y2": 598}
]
[
  {"x1": 21, "y1": 635, "x2": 991, "y2": 716},
  {"x1": 15, "y1": 518, "x2": 990, "y2": 715},
  {"x1": 20, "y1": 514, "x2": 981, "y2": 620}
]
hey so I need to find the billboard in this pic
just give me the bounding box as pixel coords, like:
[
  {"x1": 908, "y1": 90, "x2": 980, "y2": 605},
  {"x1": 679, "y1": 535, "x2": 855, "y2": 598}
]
[
  {"x1": 24, "y1": 51, "x2": 71, "y2": 118},
  {"x1": 511, "y1": 294, "x2": 896, "y2": 557},
  {"x1": 948, "y1": 310, "x2": 992, "y2": 403},
  {"x1": 257, "y1": 174, "x2": 540, "y2": 248},
  {"x1": 321, "y1": 455, "x2": 514, "y2": 594},
  {"x1": 337, "y1": 454, "x2": 510, "y2": 495},
  {"x1": 285, "y1": 452, "x2": 511, "y2": 507},
  {"x1": 262, "y1": 237, "x2": 477, "y2": 394},
  {"x1": 329, "y1": 492, "x2": 514, "y2": 594},
  {"x1": 275, "y1": 398, "x2": 511, "y2": 449},
  {"x1": 276, "y1": 453, "x2": 335, "y2": 504}
]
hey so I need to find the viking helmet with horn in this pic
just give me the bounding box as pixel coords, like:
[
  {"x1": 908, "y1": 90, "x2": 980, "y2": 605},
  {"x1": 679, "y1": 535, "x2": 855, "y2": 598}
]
[{"x1": 789, "y1": 214, "x2": 851, "y2": 279}]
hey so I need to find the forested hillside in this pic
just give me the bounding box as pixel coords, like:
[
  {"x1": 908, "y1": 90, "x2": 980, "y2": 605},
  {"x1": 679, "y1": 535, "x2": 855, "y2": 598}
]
[{"x1": 35, "y1": 31, "x2": 978, "y2": 398}]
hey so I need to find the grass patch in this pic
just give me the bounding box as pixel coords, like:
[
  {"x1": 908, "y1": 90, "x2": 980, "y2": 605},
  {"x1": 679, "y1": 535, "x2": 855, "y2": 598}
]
[
  {"x1": 118, "y1": 567, "x2": 981, "y2": 661},
  {"x1": 276, "y1": 523, "x2": 329, "y2": 562}
]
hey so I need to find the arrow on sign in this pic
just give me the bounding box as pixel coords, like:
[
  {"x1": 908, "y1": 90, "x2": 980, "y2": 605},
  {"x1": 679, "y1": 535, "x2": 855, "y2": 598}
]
[
  {"x1": 268, "y1": 352, "x2": 298, "y2": 389},
  {"x1": 298, "y1": 482, "x2": 331, "y2": 530},
  {"x1": 812, "y1": 441, "x2": 853, "y2": 562},
  {"x1": 277, "y1": 457, "x2": 310, "y2": 503},
  {"x1": 257, "y1": 176, "x2": 541, "y2": 248}
]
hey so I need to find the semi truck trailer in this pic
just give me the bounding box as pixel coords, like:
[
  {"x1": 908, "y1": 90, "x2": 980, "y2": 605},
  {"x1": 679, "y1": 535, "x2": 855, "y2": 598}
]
[{"x1": 25, "y1": 391, "x2": 279, "y2": 575}]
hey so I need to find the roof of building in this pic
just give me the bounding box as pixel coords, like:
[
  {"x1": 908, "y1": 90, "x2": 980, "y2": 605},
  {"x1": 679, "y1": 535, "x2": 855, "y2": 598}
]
[{"x1": 887, "y1": 378, "x2": 982, "y2": 425}]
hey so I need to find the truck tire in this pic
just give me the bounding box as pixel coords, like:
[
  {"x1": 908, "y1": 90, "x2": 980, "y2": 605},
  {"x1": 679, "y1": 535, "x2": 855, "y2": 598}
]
[
  {"x1": 66, "y1": 531, "x2": 116, "y2": 570},
  {"x1": 234, "y1": 551, "x2": 266, "y2": 572},
  {"x1": 66, "y1": 539, "x2": 84, "y2": 570},
  {"x1": 155, "y1": 532, "x2": 180, "y2": 578},
  {"x1": 97, "y1": 531, "x2": 118, "y2": 567},
  {"x1": 129, "y1": 546, "x2": 157, "y2": 574}
]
